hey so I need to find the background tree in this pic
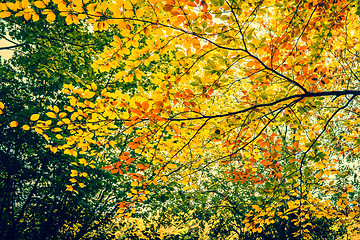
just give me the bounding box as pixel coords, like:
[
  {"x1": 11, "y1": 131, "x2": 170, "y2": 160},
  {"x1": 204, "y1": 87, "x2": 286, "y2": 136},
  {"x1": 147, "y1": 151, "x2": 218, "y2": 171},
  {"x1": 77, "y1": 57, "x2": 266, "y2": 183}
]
[{"x1": 0, "y1": 10, "x2": 132, "y2": 240}]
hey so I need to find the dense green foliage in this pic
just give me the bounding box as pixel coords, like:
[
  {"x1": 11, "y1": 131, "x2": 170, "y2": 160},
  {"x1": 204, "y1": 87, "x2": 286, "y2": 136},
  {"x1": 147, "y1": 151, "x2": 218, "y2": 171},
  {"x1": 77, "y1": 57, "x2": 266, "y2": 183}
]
[{"x1": 0, "y1": 15, "x2": 123, "y2": 240}]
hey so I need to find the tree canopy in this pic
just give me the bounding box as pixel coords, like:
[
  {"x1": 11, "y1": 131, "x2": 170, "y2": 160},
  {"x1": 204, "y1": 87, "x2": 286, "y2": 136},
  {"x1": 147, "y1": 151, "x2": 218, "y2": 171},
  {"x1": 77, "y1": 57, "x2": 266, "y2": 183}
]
[{"x1": 2, "y1": 0, "x2": 360, "y2": 238}]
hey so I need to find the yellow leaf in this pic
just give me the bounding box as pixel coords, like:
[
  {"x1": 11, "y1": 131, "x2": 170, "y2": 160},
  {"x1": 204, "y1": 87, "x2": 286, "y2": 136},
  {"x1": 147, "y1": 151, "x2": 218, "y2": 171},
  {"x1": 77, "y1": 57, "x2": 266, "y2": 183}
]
[
  {"x1": 34, "y1": 127, "x2": 43, "y2": 134},
  {"x1": 78, "y1": 183, "x2": 85, "y2": 188},
  {"x1": 91, "y1": 82, "x2": 97, "y2": 91},
  {"x1": 79, "y1": 172, "x2": 88, "y2": 177},
  {"x1": 78, "y1": 14, "x2": 86, "y2": 19},
  {"x1": 30, "y1": 114, "x2": 40, "y2": 121},
  {"x1": 65, "y1": 15, "x2": 73, "y2": 25},
  {"x1": 10, "y1": 121, "x2": 18, "y2": 127},
  {"x1": 166, "y1": 163, "x2": 177, "y2": 169},
  {"x1": 120, "y1": 28, "x2": 131, "y2": 37},
  {"x1": 131, "y1": 181, "x2": 139, "y2": 187},
  {"x1": 62, "y1": 118, "x2": 70, "y2": 124},
  {"x1": 70, "y1": 170, "x2": 78, "y2": 177},
  {"x1": 161, "y1": 176, "x2": 168, "y2": 182},
  {"x1": 123, "y1": 1, "x2": 132, "y2": 9},
  {"x1": 55, "y1": 134, "x2": 63, "y2": 139},
  {"x1": 21, "y1": 0, "x2": 29, "y2": 9},
  {"x1": 349, "y1": 211, "x2": 357, "y2": 218},
  {"x1": 71, "y1": 15, "x2": 79, "y2": 24},
  {"x1": 69, "y1": 178, "x2": 77, "y2": 183},
  {"x1": 34, "y1": 1, "x2": 46, "y2": 8},
  {"x1": 0, "y1": 101, "x2": 4, "y2": 109},
  {"x1": 252, "y1": 205, "x2": 261, "y2": 211},
  {"x1": 53, "y1": 106, "x2": 59, "y2": 113},
  {"x1": 46, "y1": 12, "x2": 55, "y2": 22},
  {"x1": 66, "y1": 185, "x2": 74, "y2": 191},
  {"x1": 59, "y1": 112, "x2": 67, "y2": 118},
  {"x1": 70, "y1": 112, "x2": 78, "y2": 121},
  {"x1": 32, "y1": 13, "x2": 39, "y2": 22},
  {"x1": 0, "y1": 11, "x2": 11, "y2": 18},
  {"x1": 50, "y1": 146, "x2": 57, "y2": 153},
  {"x1": 82, "y1": 89, "x2": 95, "y2": 98},
  {"x1": 22, "y1": 125, "x2": 30, "y2": 130},
  {"x1": 24, "y1": 13, "x2": 31, "y2": 21},
  {"x1": 78, "y1": 158, "x2": 87, "y2": 164},
  {"x1": 46, "y1": 112, "x2": 57, "y2": 118},
  {"x1": 6, "y1": 2, "x2": 18, "y2": 11},
  {"x1": 124, "y1": 10, "x2": 133, "y2": 18},
  {"x1": 72, "y1": 150, "x2": 78, "y2": 157}
]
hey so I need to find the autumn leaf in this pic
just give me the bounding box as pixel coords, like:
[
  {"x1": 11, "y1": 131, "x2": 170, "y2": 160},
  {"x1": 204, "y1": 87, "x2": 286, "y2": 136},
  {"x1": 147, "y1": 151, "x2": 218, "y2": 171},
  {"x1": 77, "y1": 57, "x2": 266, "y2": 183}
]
[
  {"x1": 69, "y1": 178, "x2": 77, "y2": 183},
  {"x1": 46, "y1": 112, "x2": 57, "y2": 118},
  {"x1": 163, "y1": 4, "x2": 174, "y2": 11},
  {"x1": 30, "y1": 114, "x2": 40, "y2": 121},
  {"x1": 34, "y1": 1, "x2": 46, "y2": 8},
  {"x1": 82, "y1": 89, "x2": 95, "y2": 98},
  {"x1": 10, "y1": 121, "x2": 18, "y2": 127},
  {"x1": 70, "y1": 170, "x2": 78, "y2": 177},
  {"x1": 22, "y1": 125, "x2": 30, "y2": 130},
  {"x1": 136, "y1": 164, "x2": 150, "y2": 170}
]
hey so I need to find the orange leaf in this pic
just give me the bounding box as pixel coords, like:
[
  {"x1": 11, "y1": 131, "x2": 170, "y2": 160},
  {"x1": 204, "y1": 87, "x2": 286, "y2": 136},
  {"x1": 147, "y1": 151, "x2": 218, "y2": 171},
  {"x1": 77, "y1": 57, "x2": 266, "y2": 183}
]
[
  {"x1": 153, "y1": 108, "x2": 162, "y2": 114},
  {"x1": 101, "y1": 165, "x2": 113, "y2": 171},
  {"x1": 135, "y1": 101, "x2": 142, "y2": 108},
  {"x1": 129, "y1": 143, "x2": 140, "y2": 149},
  {"x1": 126, "y1": 157, "x2": 135, "y2": 165},
  {"x1": 130, "y1": 108, "x2": 143, "y2": 115},
  {"x1": 142, "y1": 101, "x2": 149, "y2": 111},
  {"x1": 274, "y1": 145, "x2": 281, "y2": 152},
  {"x1": 112, "y1": 168, "x2": 123, "y2": 174},
  {"x1": 185, "y1": 89, "x2": 193, "y2": 95},
  {"x1": 187, "y1": 1, "x2": 197, "y2": 7},
  {"x1": 119, "y1": 155, "x2": 129, "y2": 160},
  {"x1": 137, "y1": 164, "x2": 150, "y2": 170}
]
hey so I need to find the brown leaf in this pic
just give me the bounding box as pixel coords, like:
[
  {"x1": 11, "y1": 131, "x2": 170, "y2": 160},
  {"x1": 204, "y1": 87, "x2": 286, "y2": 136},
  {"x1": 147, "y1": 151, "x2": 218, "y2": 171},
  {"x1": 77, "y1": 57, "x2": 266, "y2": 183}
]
[{"x1": 163, "y1": 4, "x2": 174, "y2": 11}]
